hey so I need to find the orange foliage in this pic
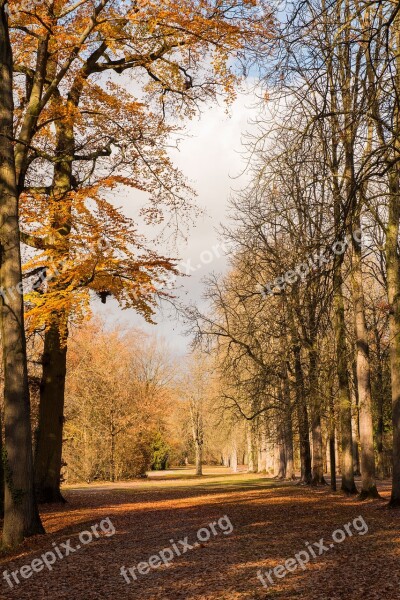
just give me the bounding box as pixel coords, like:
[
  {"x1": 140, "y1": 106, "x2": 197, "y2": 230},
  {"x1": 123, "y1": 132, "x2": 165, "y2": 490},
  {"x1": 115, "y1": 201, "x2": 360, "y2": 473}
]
[{"x1": 10, "y1": 0, "x2": 273, "y2": 329}]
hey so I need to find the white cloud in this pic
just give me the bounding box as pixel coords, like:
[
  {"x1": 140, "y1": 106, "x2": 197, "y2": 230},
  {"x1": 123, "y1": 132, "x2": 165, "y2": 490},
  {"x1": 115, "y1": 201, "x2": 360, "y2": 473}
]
[{"x1": 94, "y1": 86, "x2": 262, "y2": 354}]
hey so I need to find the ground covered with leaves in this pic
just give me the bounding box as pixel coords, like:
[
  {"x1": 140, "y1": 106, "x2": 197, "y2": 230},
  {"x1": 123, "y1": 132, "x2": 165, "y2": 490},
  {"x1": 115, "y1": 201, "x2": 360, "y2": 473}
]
[{"x1": 0, "y1": 468, "x2": 399, "y2": 600}]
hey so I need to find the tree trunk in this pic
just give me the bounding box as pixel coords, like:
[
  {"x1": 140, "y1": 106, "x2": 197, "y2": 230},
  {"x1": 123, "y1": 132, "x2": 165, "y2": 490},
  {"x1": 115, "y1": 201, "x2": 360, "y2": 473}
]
[
  {"x1": 329, "y1": 431, "x2": 337, "y2": 492},
  {"x1": 231, "y1": 439, "x2": 238, "y2": 473},
  {"x1": 285, "y1": 424, "x2": 295, "y2": 480},
  {"x1": 350, "y1": 234, "x2": 379, "y2": 498},
  {"x1": 386, "y1": 166, "x2": 400, "y2": 506},
  {"x1": 110, "y1": 415, "x2": 116, "y2": 483},
  {"x1": 283, "y1": 375, "x2": 295, "y2": 479},
  {"x1": 294, "y1": 344, "x2": 312, "y2": 484},
  {"x1": 275, "y1": 410, "x2": 287, "y2": 479},
  {"x1": 195, "y1": 440, "x2": 203, "y2": 476},
  {"x1": 351, "y1": 402, "x2": 361, "y2": 477},
  {"x1": 327, "y1": 0, "x2": 357, "y2": 495},
  {"x1": 0, "y1": 414, "x2": 3, "y2": 517},
  {"x1": 386, "y1": 13, "x2": 400, "y2": 505},
  {"x1": 329, "y1": 390, "x2": 337, "y2": 491},
  {"x1": 265, "y1": 435, "x2": 274, "y2": 474},
  {"x1": 257, "y1": 433, "x2": 267, "y2": 473},
  {"x1": 333, "y1": 258, "x2": 357, "y2": 494},
  {"x1": 351, "y1": 361, "x2": 361, "y2": 476},
  {"x1": 247, "y1": 421, "x2": 257, "y2": 473},
  {"x1": 247, "y1": 433, "x2": 254, "y2": 472},
  {"x1": 371, "y1": 312, "x2": 386, "y2": 478},
  {"x1": 34, "y1": 322, "x2": 67, "y2": 502},
  {"x1": 309, "y1": 348, "x2": 326, "y2": 485},
  {"x1": 0, "y1": 5, "x2": 44, "y2": 545},
  {"x1": 275, "y1": 420, "x2": 286, "y2": 479},
  {"x1": 34, "y1": 94, "x2": 74, "y2": 502},
  {"x1": 375, "y1": 371, "x2": 385, "y2": 479}
]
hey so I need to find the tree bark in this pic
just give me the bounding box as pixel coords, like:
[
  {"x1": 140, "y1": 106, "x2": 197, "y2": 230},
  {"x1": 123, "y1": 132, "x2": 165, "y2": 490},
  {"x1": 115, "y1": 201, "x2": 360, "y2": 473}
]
[
  {"x1": 386, "y1": 12, "x2": 400, "y2": 507},
  {"x1": 0, "y1": 414, "x2": 3, "y2": 517},
  {"x1": 195, "y1": 440, "x2": 203, "y2": 476},
  {"x1": 294, "y1": 344, "x2": 312, "y2": 484},
  {"x1": 333, "y1": 258, "x2": 358, "y2": 494},
  {"x1": 247, "y1": 421, "x2": 256, "y2": 473},
  {"x1": 34, "y1": 322, "x2": 67, "y2": 502},
  {"x1": 275, "y1": 420, "x2": 286, "y2": 479},
  {"x1": 275, "y1": 431, "x2": 286, "y2": 479},
  {"x1": 231, "y1": 439, "x2": 238, "y2": 473},
  {"x1": 329, "y1": 392, "x2": 337, "y2": 491},
  {"x1": 309, "y1": 348, "x2": 326, "y2": 485},
  {"x1": 257, "y1": 432, "x2": 267, "y2": 473},
  {"x1": 283, "y1": 375, "x2": 295, "y2": 479},
  {"x1": 375, "y1": 359, "x2": 385, "y2": 478},
  {"x1": 386, "y1": 166, "x2": 400, "y2": 506},
  {"x1": 34, "y1": 105, "x2": 73, "y2": 503},
  {"x1": 0, "y1": 4, "x2": 44, "y2": 545},
  {"x1": 350, "y1": 233, "x2": 379, "y2": 498}
]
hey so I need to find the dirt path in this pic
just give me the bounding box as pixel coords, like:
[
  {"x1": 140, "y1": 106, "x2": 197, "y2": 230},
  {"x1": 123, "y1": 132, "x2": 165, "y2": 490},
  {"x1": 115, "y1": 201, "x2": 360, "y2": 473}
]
[{"x1": 0, "y1": 471, "x2": 399, "y2": 600}]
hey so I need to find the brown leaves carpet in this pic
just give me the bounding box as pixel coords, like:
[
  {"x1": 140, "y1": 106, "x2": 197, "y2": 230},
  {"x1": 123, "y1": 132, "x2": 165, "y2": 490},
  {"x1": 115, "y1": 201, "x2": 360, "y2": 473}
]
[{"x1": 0, "y1": 471, "x2": 398, "y2": 600}]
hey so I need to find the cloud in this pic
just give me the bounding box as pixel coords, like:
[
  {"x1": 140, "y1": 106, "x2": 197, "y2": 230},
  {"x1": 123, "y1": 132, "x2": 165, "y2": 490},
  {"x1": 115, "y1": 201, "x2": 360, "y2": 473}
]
[{"x1": 94, "y1": 86, "x2": 262, "y2": 354}]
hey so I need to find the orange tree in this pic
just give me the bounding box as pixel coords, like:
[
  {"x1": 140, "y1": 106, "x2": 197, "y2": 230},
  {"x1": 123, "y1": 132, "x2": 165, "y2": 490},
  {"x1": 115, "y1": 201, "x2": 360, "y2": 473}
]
[{"x1": 20, "y1": 95, "x2": 183, "y2": 502}]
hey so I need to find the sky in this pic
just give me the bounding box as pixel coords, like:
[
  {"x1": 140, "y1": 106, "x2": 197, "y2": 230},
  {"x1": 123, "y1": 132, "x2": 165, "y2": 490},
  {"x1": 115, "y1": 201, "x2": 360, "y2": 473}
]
[{"x1": 94, "y1": 87, "x2": 261, "y2": 356}]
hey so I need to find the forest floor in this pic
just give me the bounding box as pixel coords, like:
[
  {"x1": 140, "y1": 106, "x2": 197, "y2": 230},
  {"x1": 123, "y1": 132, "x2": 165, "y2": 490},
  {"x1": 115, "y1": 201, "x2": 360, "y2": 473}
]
[{"x1": 0, "y1": 467, "x2": 399, "y2": 600}]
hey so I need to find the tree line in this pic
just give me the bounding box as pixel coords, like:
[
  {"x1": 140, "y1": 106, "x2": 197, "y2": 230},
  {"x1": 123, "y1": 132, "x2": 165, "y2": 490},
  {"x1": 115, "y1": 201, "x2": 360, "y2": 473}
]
[{"x1": 189, "y1": 0, "x2": 400, "y2": 505}]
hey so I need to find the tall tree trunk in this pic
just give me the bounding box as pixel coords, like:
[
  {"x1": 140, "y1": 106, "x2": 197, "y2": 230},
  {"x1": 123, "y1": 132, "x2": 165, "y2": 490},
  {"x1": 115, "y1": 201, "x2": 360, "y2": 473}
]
[
  {"x1": 351, "y1": 360, "x2": 361, "y2": 476},
  {"x1": 375, "y1": 362, "x2": 385, "y2": 478},
  {"x1": 386, "y1": 166, "x2": 400, "y2": 506},
  {"x1": 350, "y1": 233, "x2": 379, "y2": 498},
  {"x1": 0, "y1": 414, "x2": 3, "y2": 517},
  {"x1": 247, "y1": 421, "x2": 256, "y2": 473},
  {"x1": 0, "y1": 5, "x2": 44, "y2": 545},
  {"x1": 294, "y1": 344, "x2": 312, "y2": 484},
  {"x1": 195, "y1": 440, "x2": 203, "y2": 476},
  {"x1": 284, "y1": 419, "x2": 295, "y2": 480},
  {"x1": 387, "y1": 12, "x2": 400, "y2": 507},
  {"x1": 257, "y1": 430, "x2": 267, "y2": 473},
  {"x1": 34, "y1": 108, "x2": 73, "y2": 503},
  {"x1": 231, "y1": 438, "x2": 238, "y2": 473},
  {"x1": 351, "y1": 393, "x2": 361, "y2": 477},
  {"x1": 309, "y1": 348, "x2": 326, "y2": 485},
  {"x1": 327, "y1": 0, "x2": 357, "y2": 496},
  {"x1": 190, "y1": 392, "x2": 204, "y2": 477},
  {"x1": 34, "y1": 321, "x2": 67, "y2": 502},
  {"x1": 329, "y1": 391, "x2": 337, "y2": 491},
  {"x1": 265, "y1": 434, "x2": 274, "y2": 474},
  {"x1": 33, "y1": 44, "x2": 109, "y2": 503},
  {"x1": 275, "y1": 419, "x2": 286, "y2": 479},
  {"x1": 110, "y1": 405, "x2": 116, "y2": 482},
  {"x1": 333, "y1": 258, "x2": 357, "y2": 494},
  {"x1": 371, "y1": 309, "x2": 385, "y2": 477},
  {"x1": 376, "y1": 392, "x2": 385, "y2": 479},
  {"x1": 283, "y1": 374, "x2": 295, "y2": 479}
]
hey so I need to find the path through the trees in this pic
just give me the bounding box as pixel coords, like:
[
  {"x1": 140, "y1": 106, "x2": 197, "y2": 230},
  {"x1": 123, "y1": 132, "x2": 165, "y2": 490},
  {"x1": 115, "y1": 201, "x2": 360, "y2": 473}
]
[{"x1": 1, "y1": 468, "x2": 398, "y2": 600}]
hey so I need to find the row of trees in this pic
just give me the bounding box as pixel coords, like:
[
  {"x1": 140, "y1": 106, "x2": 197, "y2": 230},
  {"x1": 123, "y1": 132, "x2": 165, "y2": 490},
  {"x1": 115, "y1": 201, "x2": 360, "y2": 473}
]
[
  {"x1": 0, "y1": 0, "x2": 271, "y2": 547},
  {"x1": 189, "y1": 0, "x2": 400, "y2": 504},
  {"x1": 61, "y1": 321, "x2": 313, "y2": 482}
]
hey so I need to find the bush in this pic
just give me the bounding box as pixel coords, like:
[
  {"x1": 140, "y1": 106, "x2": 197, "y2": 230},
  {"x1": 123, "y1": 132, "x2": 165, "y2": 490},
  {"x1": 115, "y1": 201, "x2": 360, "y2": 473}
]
[{"x1": 151, "y1": 431, "x2": 170, "y2": 471}]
